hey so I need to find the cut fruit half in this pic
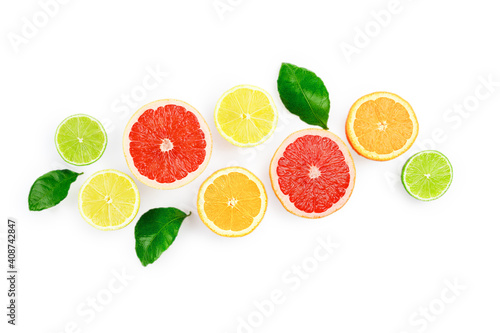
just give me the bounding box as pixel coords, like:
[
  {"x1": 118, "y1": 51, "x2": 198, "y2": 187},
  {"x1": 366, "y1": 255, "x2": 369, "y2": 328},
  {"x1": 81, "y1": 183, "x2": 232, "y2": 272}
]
[
  {"x1": 402, "y1": 150, "x2": 453, "y2": 201},
  {"x1": 55, "y1": 114, "x2": 107, "y2": 166},
  {"x1": 123, "y1": 99, "x2": 212, "y2": 189},
  {"x1": 197, "y1": 167, "x2": 267, "y2": 237},
  {"x1": 79, "y1": 169, "x2": 140, "y2": 231},
  {"x1": 215, "y1": 85, "x2": 278, "y2": 147},
  {"x1": 346, "y1": 92, "x2": 418, "y2": 161},
  {"x1": 270, "y1": 128, "x2": 355, "y2": 218}
]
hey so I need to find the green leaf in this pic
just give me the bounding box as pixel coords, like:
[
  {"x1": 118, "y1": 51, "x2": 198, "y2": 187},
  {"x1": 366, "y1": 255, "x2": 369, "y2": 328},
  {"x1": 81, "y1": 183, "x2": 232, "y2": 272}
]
[
  {"x1": 277, "y1": 63, "x2": 330, "y2": 129},
  {"x1": 135, "y1": 208, "x2": 190, "y2": 267},
  {"x1": 28, "y1": 169, "x2": 83, "y2": 211}
]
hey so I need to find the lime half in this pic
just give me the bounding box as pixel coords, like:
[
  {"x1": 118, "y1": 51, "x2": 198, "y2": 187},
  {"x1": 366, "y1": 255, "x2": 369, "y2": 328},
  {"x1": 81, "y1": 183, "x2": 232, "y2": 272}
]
[
  {"x1": 55, "y1": 114, "x2": 107, "y2": 166},
  {"x1": 401, "y1": 150, "x2": 453, "y2": 201}
]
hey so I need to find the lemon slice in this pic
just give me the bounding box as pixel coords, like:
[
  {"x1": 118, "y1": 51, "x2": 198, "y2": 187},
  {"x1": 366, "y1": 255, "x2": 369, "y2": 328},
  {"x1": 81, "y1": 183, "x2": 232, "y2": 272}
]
[
  {"x1": 197, "y1": 167, "x2": 267, "y2": 237},
  {"x1": 79, "y1": 170, "x2": 140, "y2": 230},
  {"x1": 215, "y1": 85, "x2": 278, "y2": 147}
]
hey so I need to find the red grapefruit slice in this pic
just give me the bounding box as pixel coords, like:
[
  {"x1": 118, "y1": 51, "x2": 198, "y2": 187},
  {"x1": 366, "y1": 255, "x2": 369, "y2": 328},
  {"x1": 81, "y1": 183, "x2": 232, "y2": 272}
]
[
  {"x1": 270, "y1": 129, "x2": 355, "y2": 218},
  {"x1": 123, "y1": 99, "x2": 212, "y2": 189}
]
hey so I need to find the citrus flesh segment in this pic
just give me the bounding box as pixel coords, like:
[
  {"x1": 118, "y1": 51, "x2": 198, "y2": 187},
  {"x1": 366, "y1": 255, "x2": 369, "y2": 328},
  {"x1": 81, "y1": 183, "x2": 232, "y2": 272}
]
[
  {"x1": 215, "y1": 85, "x2": 278, "y2": 147},
  {"x1": 402, "y1": 150, "x2": 453, "y2": 201},
  {"x1": 346, "y1": 92, "x2": 418, "y2": 161},
  {"x1": 123, "y1": 99, "x2": 212, "y2": 189},
  {"x1": 79, "y1": 169, "x2": 140, "y2": 231},
  {"x1": 198, "y1": 167, "x2": 267, "y2": 237},
  {"x1": 55, "y1": 114, "x2": 107, "y2": 166},
  {"x1": 270, "y1": 129, "x2": 356, "y2": 219}
]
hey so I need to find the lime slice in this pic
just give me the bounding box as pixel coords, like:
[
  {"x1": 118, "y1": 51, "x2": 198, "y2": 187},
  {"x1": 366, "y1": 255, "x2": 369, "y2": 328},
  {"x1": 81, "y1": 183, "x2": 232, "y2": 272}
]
[
  {"x1": 55, "y1": 114, "x2": 107, "y2": 165},
  {"x1": 79, "y1": 169, "x2": 140, "y2": 230},
  {"x1": 401, "y1": 150, "x2": 453, "y2": 201},
  {"x1": 215, "y1": 85, "x2": 278, "y2": 147}
]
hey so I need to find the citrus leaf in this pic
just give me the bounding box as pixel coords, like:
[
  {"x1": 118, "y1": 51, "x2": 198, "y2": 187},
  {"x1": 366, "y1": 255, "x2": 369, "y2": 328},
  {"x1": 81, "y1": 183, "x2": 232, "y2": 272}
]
[
  {"x1": 28, "y1": 169, "x2": 83, "y2": 211},
  {"x1": 135, "y1": 208, "x2": 190, "y2": 267},
  {"x1": 277, "y1": 63, "x2": 330, "y2": 129}
]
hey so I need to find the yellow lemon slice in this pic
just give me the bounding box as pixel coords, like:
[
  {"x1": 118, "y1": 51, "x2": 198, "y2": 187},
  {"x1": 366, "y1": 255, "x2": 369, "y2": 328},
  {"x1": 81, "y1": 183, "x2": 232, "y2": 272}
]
[
  {"x1": 79, "y1": 169, "x2": 140, "y2": 230},
  {"x1": 215, "y1": 85, "x2": 278, "y2": 147}
]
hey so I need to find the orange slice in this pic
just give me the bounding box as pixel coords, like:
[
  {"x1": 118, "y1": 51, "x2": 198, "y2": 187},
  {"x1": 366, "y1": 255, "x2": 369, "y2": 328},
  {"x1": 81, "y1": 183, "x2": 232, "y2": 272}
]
[
  {"x1": 197, "y1": 167, "x2": 267, "y2": 237},
  {"x1": 345, "y1": 92, "x2": 418, "y2": 161}
]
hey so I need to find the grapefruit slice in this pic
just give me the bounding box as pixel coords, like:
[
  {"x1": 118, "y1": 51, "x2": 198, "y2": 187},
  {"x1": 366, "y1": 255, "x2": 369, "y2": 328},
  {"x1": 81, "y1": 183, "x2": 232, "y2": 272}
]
[
  {"x1": 270, "y1": 129, "x2": 355, "y2": 218},
  {"x1": 123, "y1": 99, "x2": 212, "y2": 189},
  {"x1": 346, "y1": 92, "x2": 418, "y2": 161}
]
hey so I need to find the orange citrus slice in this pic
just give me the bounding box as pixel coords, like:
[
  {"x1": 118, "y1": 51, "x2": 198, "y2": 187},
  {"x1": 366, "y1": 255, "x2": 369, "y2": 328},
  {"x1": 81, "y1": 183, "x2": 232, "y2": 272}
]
[
  {"x1": 345, "y1": 92, "x2": 418, "y2": 161},
  {"x1": 197, "y1": 167, "x2": 267, "y2": 237}
]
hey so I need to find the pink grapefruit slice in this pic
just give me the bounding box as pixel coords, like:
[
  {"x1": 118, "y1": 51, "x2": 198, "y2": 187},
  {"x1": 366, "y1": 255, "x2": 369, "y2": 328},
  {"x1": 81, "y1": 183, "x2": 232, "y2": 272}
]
[
  {"x1": 270, "y1": 128, "x2": 356, "y2": 218},
  {"x1": 123, "y1": 99, "x2": 212, "y2": 189}
]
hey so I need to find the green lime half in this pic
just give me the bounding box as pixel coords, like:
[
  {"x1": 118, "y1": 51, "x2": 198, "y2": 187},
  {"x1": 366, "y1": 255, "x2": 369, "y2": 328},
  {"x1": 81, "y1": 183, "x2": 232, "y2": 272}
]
[
  {"x1": 401, "y1": 150, "x2": 453, "y2": 201},
  {"x1": 55, "y1": 114, "x2": 107, "y2": 166}
]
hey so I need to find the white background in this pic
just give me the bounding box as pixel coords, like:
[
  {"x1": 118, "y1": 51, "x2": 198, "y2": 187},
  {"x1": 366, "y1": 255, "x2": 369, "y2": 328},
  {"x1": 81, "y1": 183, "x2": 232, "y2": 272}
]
[{"x1": 2, "y1": 0, "x2": 500, "y2": 332}]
